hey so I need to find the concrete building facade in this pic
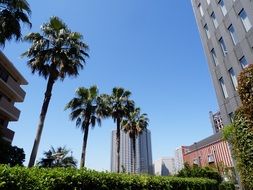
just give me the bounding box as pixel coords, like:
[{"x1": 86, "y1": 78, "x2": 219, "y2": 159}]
[
  {"x1": 154, "y1": 157, "x2": 176, "y2": 176},
  {"x1": 111, "y1": 128, "x2": 153, "y2": 174},
  {"x1": 209, "y1": 111, "x2": 224, "y2": 134},
  {"x1": 174, "y1": 146, "x2": 189, "y2": 173},
  {"x1": 191, "y1": 0, "x2": 253, "y2": 125},
  {"x1": 0, "y1": 51, "x2": 27, "y2": 143}
]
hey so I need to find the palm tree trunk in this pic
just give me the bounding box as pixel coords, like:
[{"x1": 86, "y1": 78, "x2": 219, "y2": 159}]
[
  {"x1": 80, "y1": 119, "x2": 90, "y2": 168},
  {"x1": 132, "y1": 136, "x2": 136, "y2": 174},
  {"x1": 116, "y1": 118, "x2": 121, "y2": 173},
  {"x1": 28, "y1": 75, "x2": 55, "y2": 167}
]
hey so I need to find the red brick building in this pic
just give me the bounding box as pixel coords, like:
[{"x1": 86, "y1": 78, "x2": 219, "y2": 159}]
[{"x1": 183, "y1": 132, "x2": 233, "y2": 169}]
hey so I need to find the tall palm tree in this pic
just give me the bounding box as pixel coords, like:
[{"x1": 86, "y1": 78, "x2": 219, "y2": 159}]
[
  {"x1": 0, "y1": 0, "x2": 31, "y2": 46},
  {"x1": 121, "y1": 107, "x2": 149, "y2": 173},
  {"x1": 109, "y1": 87, "x2": 134, "y2": 173},
  {"x1": 37, "y1": 146, "x2": 77, "y2": 168},
  {"x1": 65, "y1": 86, "x2": 109, "y2": 168},
  {"x1": 22, "y1": 16, "x2": 89, "y2": 167}
]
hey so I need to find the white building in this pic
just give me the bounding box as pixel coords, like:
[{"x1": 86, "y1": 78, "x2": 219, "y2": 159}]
[
  {"x1": 154, "y1": 157, "x2": 176, "y2": 176},
  {"x1": 174, "y1": 146, "x2": 185, "y2": 174},
  {"x1": 111, "y1": 128, "x2": 153, "y2": 174}
]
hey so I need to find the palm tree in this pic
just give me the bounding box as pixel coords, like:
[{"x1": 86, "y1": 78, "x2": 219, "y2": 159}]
[
  {"x1": 0, "y1": 0, "x2": 31, "y2": 46},
  {"x1": 121, "y1": 107, "x2": 149, "y2": 173},
  {"x1": 37, "y1": 146, "x2": 77, "y2": 168},
  {"x1": 65, "y1": 86, "x2": 109, "y2": 168},
  {"x1": 109, "y1": 87, "x2": 134, "y2": 173},
  {"x1": 22, "y1": 16, "x2": 89, "y2": 167}
]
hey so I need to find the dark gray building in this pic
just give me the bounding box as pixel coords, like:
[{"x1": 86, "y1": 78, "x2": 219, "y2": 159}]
[{"x1": 191, "y1": 0, "x2": 253, "y2": 125}]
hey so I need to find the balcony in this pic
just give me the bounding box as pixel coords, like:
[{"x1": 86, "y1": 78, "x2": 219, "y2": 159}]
[
  {"x1": 0, "y1": 96, "x2": 20, "y2": 121},
  {"x1": 0, "y1": 75, "x2": 26, "y2": 102}
]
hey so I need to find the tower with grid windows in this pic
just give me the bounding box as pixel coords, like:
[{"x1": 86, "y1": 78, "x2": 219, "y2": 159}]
[{"x1": 191, "y1": 0, "x2": 253, "y2": 125}]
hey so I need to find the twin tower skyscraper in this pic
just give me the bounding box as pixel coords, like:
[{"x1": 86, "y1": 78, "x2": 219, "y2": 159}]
[{"x1": 110, "y1": 129, "x2": 153, "y2": 174}]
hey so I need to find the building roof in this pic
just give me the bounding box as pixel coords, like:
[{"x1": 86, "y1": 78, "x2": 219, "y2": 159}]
[{"x1": 186, "y1": 132, "x2": 222, "y2": 154}]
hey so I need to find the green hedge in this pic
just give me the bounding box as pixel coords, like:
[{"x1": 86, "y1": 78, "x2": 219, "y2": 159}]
[
  {"x1": 218, "y1": 182, "x2": 235, "y2": 190},
  {"x1": 0, "y1": 165, "x2": 219, "y2": 190}
]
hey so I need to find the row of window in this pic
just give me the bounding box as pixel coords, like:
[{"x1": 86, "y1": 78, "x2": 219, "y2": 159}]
[
  {"x1": 199, "y1": 1, "x2": 252, "y2": 33},
  {"x1": 219, "y1": 66, "x2": 238, "y2": 99}
]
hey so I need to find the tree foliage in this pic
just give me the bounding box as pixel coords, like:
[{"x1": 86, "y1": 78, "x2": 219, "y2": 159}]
[
  {"x1": 22, "y1": 16, "x2": 89, "y2": 167},
  {"x1": 0, "y1": 0, "x2": 31, "y2": 46},
  {"x1": 37, "y1": 146, "x2": 77, "y2": 168},
  {"x1": 223, "y1": 64, "x2": 253, "y2": 189},
  {"x1": 65, "y1": 86, "x2": 109, "y2": 168},
  {"x1": 0, "y1": 134, "x2": 25, "y2": 166},
  {"x1": 177, "y1": 163, "x2": 222, "y2": 184}
]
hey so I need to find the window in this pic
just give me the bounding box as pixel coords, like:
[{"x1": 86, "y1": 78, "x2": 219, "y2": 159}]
[
  {"x1": 211, "y1": 49, "x2": 219, "y2": 66},
  {"x1": 239, "y1": 56, "x2": 248, "y2": 68},
  {"x1": 219, "y1": 37, "x2": 227, "y2": 55},
  {"x1": 211, "y1": 12, "x2": 218, "y2": 28},
  {"x1": 193, "y1": 158, "x2": 200, "y2": 166},
  {"x1": 228, "y1": 24, "x2": 238, "y2": 45},
  {"x1": 204, "y1": 24, "x2": 210, "y2": 38},
  {"x1": 239, "y1": 9, "x2": 252, "y2": 32},
  {"x1": 208, "y1": 155, "x2": 214, "y2": 163},
  {"x1": 229, "y1": 68, "x2": 238, "y2": 89},
  {"x1": 228, "y1": 112, "x2": 234, "y2": 122},
  {"x1": 218, "y1": 0, "x2": 227, "y2": 16},
  {"x1": 219, "y1": 77, "x2": 229, "y2": 98},
  {"x1": 198, "y1": 3, "x2": 204, "y2": 17}
]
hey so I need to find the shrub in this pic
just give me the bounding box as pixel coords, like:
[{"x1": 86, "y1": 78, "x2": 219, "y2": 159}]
[
  {"x1": 177, "y1": 163, "x2": 222, "y2": 184},
  {"x1": 0, "y1": 165, "x2": 218, "y2": 190},
  {"x1": 219, "y1": 181, "x2": 235, "y2": 190}
]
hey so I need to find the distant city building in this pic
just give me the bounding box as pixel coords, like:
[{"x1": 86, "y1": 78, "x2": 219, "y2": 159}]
[
  {"x1": 183, "y1": 132, "x2": 233, "y2": 169},
  {"x1": 111, "y1": 128, "x2": 153, "y2": 174},
  {"x1": 154, "y1": 157, "x2": 176, "y2": 176},
  {"x1": 191, "y1": 0, "x2": 253, "y2": 125},
  {"x1": 209, "y1": 111, "x2": 224, "y2": 134},
  {"x1": 174, "y1": 146, "x2": 188, "y2": 173},
  {"x1": 0, "y1": 51, "x2": 27, "y2": 143}
]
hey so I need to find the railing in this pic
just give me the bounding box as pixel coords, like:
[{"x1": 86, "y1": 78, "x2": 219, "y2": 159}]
[
  {"x1": 0, "y1": 96, "x2": 20, "y2": 121},
  {"x1": 6, "y1": 76, "x2": 26, "y2": 101}
]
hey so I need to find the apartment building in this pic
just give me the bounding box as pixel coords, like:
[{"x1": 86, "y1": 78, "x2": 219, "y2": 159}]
[{"x1": 0, "y1": 51, "x2": 27, "y2": 143}]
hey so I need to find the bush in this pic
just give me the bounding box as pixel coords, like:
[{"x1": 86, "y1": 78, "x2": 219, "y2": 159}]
[
  {"x1": 222, "y1": 64, "x2": 253, "y2": 189},
  {"x1": 0, "y1": 165, "x2": 218, "y2": 190},
  {"x1": 219, "y1": 181, "x2": 235, "y2": 190},
  {"x1": 177, "y1": 163, "x2": 222, "y2": 184}
]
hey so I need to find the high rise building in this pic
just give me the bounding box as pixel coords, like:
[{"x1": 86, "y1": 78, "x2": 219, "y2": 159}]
[
  {"x1": 111, "y1": 128, "x2": 153, "y2": 174},
  {"x1": 0, "y1": 51, "x2": 27, "y2": 143},
  {"x1": 154, "y1": 157, "x2": 176, "y2": 176},
  {"x1": 209, "y1": 111, "x2": 224, "y2": 134},
  {"x1": 191, "y1": 0, "x2": 253, "y2": 125}
]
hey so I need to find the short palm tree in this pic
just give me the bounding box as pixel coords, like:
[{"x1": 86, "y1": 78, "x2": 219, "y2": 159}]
[
  {"x1": 22, "y1": 16, "x2": 89, "y2": 167},
  {"x1": 121, "y1": 107, "x2": 149, "y2": 173},
  {"x1": 109, "y1": 87, "x2": 134, "y2": 173},
  {"x1": 0, "y1": 0, "x2": 31, "y2": 46},
  {"x1": 37, "y1": 146, "x2": 77, "y2": 168},
  {"x1": 65, "y1": 86, "x2": 109, "y2": 168}
]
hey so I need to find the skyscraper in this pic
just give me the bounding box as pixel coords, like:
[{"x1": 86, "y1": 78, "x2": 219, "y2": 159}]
[
  {"x1": 191, "y1": 0, "x2": 253, "y2": 125},
  {"x1": 111, "y1": 128, "x2": 153, "y2": 174},
  {"x1": 0, "y1": 51, "x2": 27, "y2": 143}
]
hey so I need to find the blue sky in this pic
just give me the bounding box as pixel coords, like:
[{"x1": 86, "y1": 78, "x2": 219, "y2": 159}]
[{"x1": 3, "y1": 0, "x2": 218, "y2": 170}]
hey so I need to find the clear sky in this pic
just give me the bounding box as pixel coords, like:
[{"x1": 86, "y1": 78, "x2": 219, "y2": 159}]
[{"x1": 3, "y1": 0, "x2": 218, "y2": 170}]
